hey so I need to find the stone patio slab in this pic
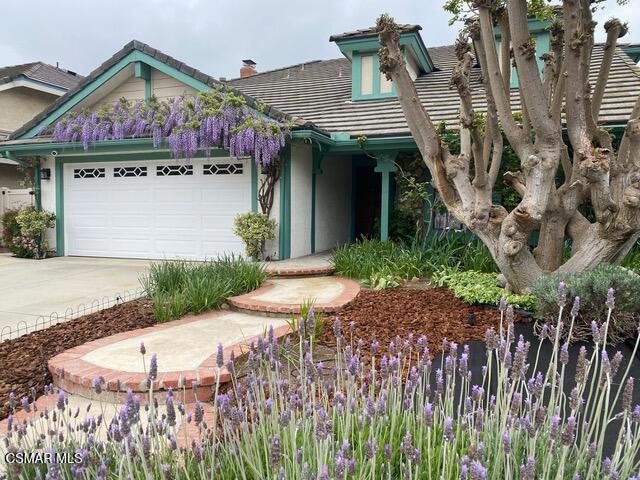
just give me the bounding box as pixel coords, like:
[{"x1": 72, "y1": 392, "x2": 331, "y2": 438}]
[
  {"x1": 48, "y1": 311, "x2": 291, "y2": 396},
  {"x1": 227, "y1": 276, "x2": 360, "y2": 314}
]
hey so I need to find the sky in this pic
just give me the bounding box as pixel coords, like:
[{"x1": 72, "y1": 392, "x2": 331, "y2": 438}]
[{"x1": 1, "y1": 0, "x2": 639, "y2": 80}]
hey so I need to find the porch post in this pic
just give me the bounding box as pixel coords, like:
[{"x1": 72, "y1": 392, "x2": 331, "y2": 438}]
[{"x1": 374, "y1": 152, "x2": 398, "y2": 241}]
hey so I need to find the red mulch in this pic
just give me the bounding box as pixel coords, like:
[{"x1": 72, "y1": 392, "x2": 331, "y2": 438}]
[
  {"x1": 321, "y1": 287, "x2": 529, "y2": 359},
  {"x1": 0, "y1": 299, "x2": 155, "y2": 420}
]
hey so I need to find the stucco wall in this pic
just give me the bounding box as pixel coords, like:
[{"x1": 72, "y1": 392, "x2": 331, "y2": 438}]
[
  {"x1": 315, "y1": 155, "x2": 352, "y2": 252},
  {"x1": 0, "y1": 87, "x2": 58, "y2": 132},
  {"x1": 290, "y1": 143, "x2": 312, "y2": 258}
]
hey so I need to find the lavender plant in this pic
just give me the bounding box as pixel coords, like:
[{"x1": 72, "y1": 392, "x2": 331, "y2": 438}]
[
  {"x1": 45, "y1": 89, "x2": 289, "y2": 166},
  {"x1": 2, "y1": 288, "x2": 640, "y2": 479}
]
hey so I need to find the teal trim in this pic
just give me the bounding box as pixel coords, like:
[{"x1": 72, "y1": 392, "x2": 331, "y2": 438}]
[
  {"x1": 250, "y1": 159, "x2": 258, "y2": 213},
  {"x1": 622, "y1": 46, "x2": 640, "y2": 63},
  {"x1": 311, "y1": 147, "x2": 324, "y2": 254},
  {"x1": 19, "y1": 50, "x2": 214, "y2": 139},
  {"x1": 49, "y1": 148, "x2": 237, "y2": 257},
  {"x1": 278, "y1": 145, "x2": 291, "y2": 259},
  {"x1": 351, "y1": 53, "x2": 362, "y2": 100},
  {"x1": 351, "y1": 52, "x2": 397, "y2": 101},
  {"x1": 374, "y1": 152, "x2": 398, "y2": 241},
  {"x1": 54, "y1": 158, "x2": 64, "y2": 256},
  {"x1": 334, "y1": 32, "x2": 434, "y2": 73},
  {"x1": 60, "y1": 149, "x2": 229, "y2": 163},
  {"x1": 1, "y1": 151, "x2": 28, "y2": 166},
  {"x1": 134, "y1": 62, "x2": 152, "y2": 101}
]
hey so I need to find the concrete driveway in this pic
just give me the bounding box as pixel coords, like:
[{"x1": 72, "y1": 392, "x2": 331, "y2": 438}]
[{"x1": 0, "y1": 254, "x2": 152, "y2": 338}]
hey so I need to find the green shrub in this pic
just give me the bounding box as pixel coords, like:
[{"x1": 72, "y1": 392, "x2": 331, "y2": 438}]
[
  {"x1": 533, "y1": 263, "x2": 640, "y2": 343},
  {"x1": 1, "y1": 207, "x2": 55, "y2": 258},
  {"x1": 140, "y1": 255, "x2": 266, "y2": 322},
  {"x1": 330, "y1": 234, "x2": 497, "y2": 283},
  {"x1": 1, "y1": 208, "x2": 22, "y2": 252},
  {"x1": 233, "y1": 212, "x2": 277, "y2": 259},
  {"x1": 435, "y1": 268, "x2": 536, "y2": 310}
]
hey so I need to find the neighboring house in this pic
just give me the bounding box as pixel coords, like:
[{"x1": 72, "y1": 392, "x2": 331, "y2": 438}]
[
  {"x1": 0, "y1": 62, "x2": 80, "y2": 188},
  {"x1": 1, "y1": 21, "x2": 639, "y2": 261}
]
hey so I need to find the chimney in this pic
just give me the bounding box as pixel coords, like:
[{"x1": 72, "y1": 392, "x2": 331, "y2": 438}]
[{"x1": 240, "y1": 59, "x2": 257, "y2": 78}]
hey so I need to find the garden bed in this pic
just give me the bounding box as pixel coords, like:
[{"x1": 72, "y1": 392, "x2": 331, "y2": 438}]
[
  {"x1": 0, "y1": 299, "x2": 155, "y2": 420},
  {"x1": 321, "y1": 287, "x2": 529, "y2": 359}
]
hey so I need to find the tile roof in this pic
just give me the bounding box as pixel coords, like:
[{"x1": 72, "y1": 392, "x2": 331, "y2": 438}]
[
  {"x1": 230, "y1": 43, "x2": 640, "y2": 138},
  {"x1": 0, "y1": 62, "x2": 81, "y2": 90},
  {"x1": 9, "y1": 41, "x2": 296, "y2": 140}
]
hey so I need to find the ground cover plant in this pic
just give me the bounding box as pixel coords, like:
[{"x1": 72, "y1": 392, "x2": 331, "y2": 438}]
[
  {"x1": 4, "y1": 287, "x2": 640, "y2": 479},
  {"x1": 140, "y1": 255, "x2": 266, "y2": 322},
  {"x1": 533, "y1": 264, "x2": 640, "y2": 344},
  {"x1": 433, "y1": 268, "x2": 536, "y2": 311}
]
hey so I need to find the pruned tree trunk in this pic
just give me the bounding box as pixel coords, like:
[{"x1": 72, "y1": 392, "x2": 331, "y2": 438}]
[{"x1": 376, "y1": 1, "x2": 639, "y2": 293}]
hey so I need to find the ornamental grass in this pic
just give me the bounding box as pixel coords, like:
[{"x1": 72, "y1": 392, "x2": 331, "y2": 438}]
[{"x1": 3, "y1": 286, "x2": 640, "y2": 479}]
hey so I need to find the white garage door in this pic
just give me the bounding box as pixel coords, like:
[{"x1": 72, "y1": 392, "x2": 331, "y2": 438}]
[{"x1": 64, "y1": 158, "x2": 251, "y2": 260}]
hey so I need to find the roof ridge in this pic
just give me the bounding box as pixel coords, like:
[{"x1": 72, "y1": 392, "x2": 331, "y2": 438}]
[
  {"x1": 228, "y1": 59, "x2": 341, "y2": 82},
  {"x1": 8, "y1": 40, "x2": 315, "y2": 140}
]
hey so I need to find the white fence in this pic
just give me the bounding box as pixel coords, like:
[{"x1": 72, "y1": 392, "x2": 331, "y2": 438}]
[{"x1": 0, "y1": 187, "x2": 34, "y2": 216}]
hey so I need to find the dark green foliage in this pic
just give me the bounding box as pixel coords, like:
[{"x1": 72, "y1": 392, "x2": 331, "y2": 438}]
[
  {"x1": 533, "y1": 264, "x2": 640, "y2": 343},
  {"x1": 621, "y1": 243, "x2": 640, "y2": 273},
  {"x1": 1, "y1": 208, "x2": 22, "y2": 253},
  {"x1": 140, "y1": 256, "x2": 266, "y2": 322},
  {"x1": 433, "y1": 269, "x2": 536, "y2": 310},
  {"x1": 331, "y1": 235, "x2": 497, "y2": 283}
]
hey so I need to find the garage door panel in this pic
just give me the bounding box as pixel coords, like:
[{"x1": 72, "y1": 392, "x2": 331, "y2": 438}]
[{"x1": 64, "y1": 159, "x2": 250, "y2": 260}]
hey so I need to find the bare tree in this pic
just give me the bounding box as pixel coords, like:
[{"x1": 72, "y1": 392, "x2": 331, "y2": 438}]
[{"x1": 376, "y1": 1, "x2": 640, "y2": 293}]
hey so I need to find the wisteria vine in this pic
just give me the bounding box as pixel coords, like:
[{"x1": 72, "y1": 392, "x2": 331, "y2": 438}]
[{"x1": 44, "y1": 89, "x2": 289, "y2": 166}]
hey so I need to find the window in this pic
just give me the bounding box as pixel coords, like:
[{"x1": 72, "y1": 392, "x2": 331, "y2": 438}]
[
  {"x1": 203, "y1": 163, "x2": 243, "y2": 175},
  {"x1": 74, "y1": 168, "x2": 105, "y2": 179},
  {"x1": 352, "y1": 52, "x2": 396, "y2": 100},
  {"x1": 114, "y1": 166, "x2": 147, "y2": 177},
  {"x1": 360, "y1": 55, "x2": 374, "y2": 95},
  {"x1": 156, "y1": 164, "x2": 193, "y2": 176}
]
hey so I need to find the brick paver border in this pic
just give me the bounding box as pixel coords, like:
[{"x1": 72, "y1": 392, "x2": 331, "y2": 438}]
[
  {"x1": 227, "y1": 277, "x2": 360, "y2": 314},
  {"x1": 47, "y1": 311, "x2": 293, "y2": 398}
]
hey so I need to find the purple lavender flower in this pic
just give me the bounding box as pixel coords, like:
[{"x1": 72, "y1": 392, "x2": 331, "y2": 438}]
[
  {"x1": 444, "y1": 416, "x2": 454, "y2": 442},
  {"x1": 606, "y1": 288, "x2": 615, "y2": 310},
  {"x1": 557, "y1": 281, "x2": 567, "y2": 307},
  {"x1": 216, "y1": 343, "x2": 224, "y2": 368},
  {"x1": 270, "y1": 436, "x2": 281, "y2": 467},
  {"x1": 520, "y1": 456, "x2": 535, "y2": 480},
  {"x1": 561, "y1": 416, "x2": 576, "y2": 446},
  {"x1": 139, "y1": 342, "x2": 146, "y2": 355},
  {"x1": 570, "y1": 296, "x2": 580, "y2": 317},
  {"x1": 502, "y1": 429, "x2": 511, "y2": 453}
]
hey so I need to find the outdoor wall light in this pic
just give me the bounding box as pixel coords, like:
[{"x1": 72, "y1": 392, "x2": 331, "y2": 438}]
[{"x1": 40, "y1": 168, "x2": 51, "y2": 180}]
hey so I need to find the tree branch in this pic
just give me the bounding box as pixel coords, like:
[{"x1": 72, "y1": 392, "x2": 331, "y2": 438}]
[
  {"x1": 592, "y1": 19, "x2": 627, "y2": 122},
  {"x1": 507, "y1": 0, "x2": 557, "y2": 143},
  {"x1": 478, "y1": 7, "x2": 528, "y2": 157}
]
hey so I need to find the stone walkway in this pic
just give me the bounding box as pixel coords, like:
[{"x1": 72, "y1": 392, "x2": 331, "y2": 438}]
[{"x1": 0, "y1": 258, "x2": 358, "y2": 433}]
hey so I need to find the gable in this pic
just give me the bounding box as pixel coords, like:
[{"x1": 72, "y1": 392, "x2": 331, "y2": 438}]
[
  {"x1": 10, "y1": 41, "x2": 289, "y2": 140},
  {"x1": 83, "y1": 64, "x2": 197, "y2": 109}
]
